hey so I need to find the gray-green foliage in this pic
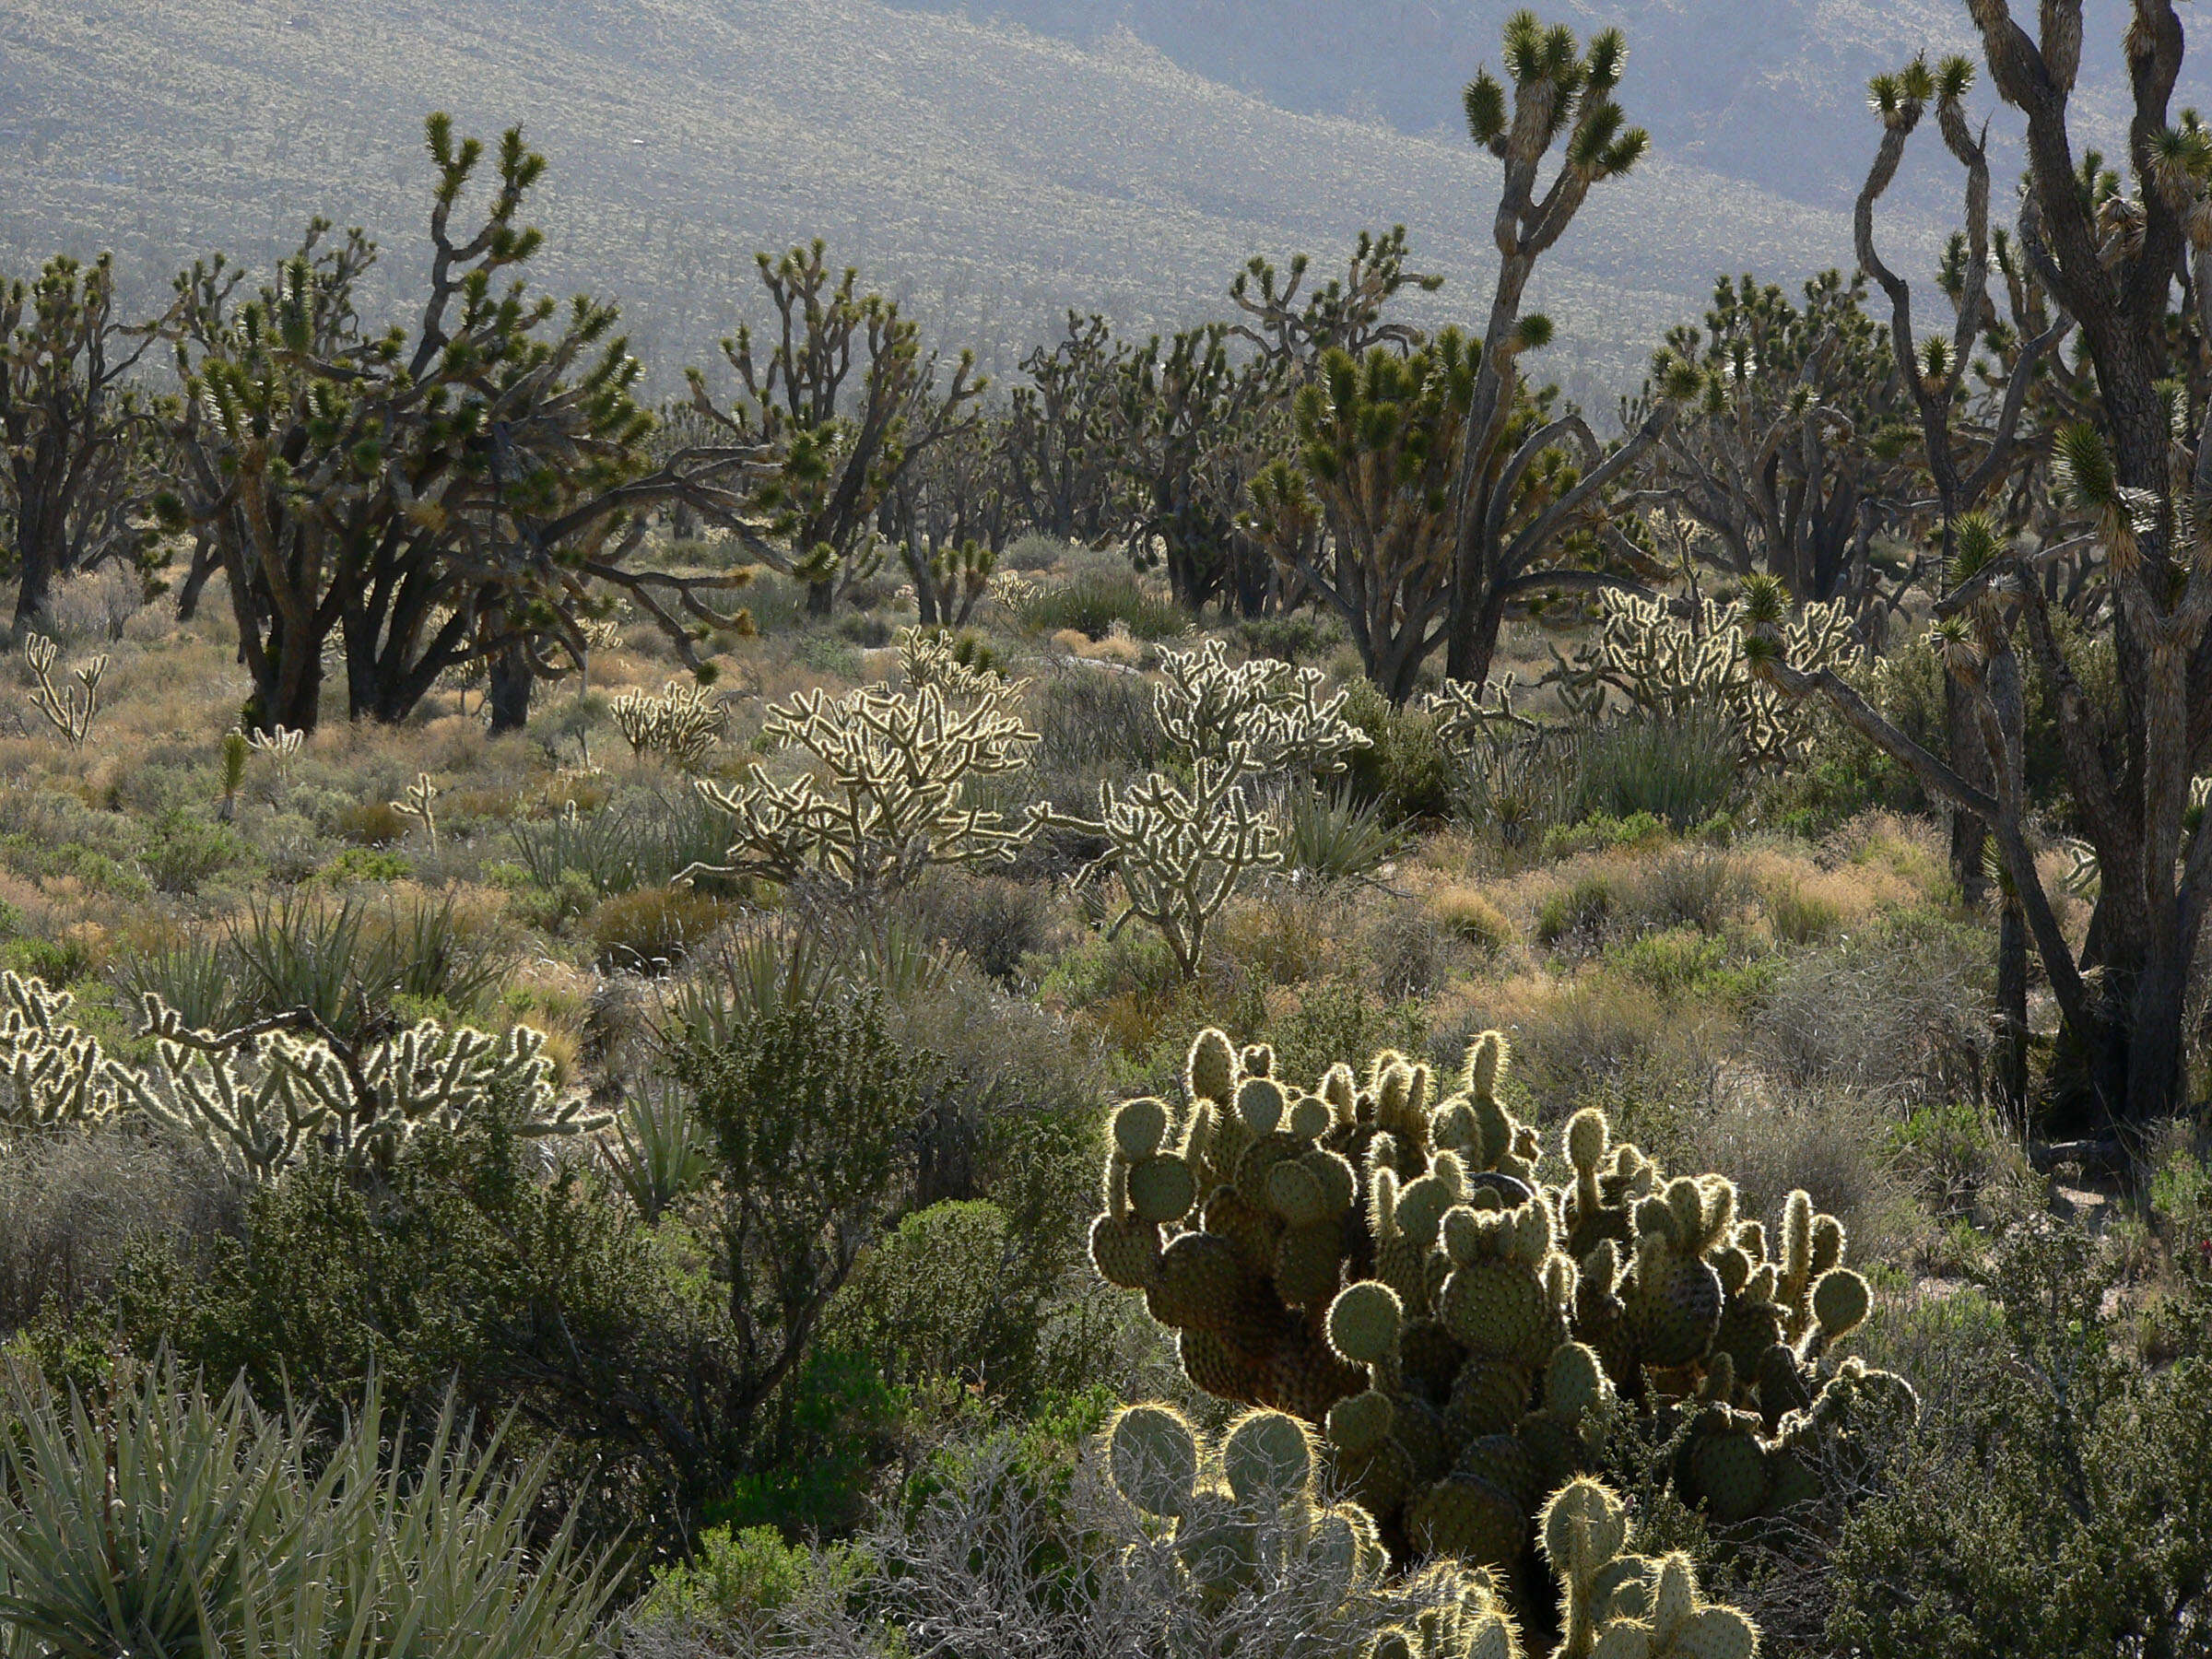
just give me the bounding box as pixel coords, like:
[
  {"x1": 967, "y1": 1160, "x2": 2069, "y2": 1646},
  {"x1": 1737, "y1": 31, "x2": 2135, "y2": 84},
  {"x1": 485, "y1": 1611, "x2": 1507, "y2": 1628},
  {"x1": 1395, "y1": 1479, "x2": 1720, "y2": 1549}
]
[{"x1": 0, "y1": 1364, "x2": 614, "y2": 1659}]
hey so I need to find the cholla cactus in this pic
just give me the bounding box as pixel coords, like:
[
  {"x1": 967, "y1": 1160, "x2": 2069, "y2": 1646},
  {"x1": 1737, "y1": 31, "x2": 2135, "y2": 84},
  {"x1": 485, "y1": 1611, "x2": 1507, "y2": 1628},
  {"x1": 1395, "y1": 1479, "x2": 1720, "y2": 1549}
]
[
  {"x1": 23, "y1": 633, "x2": 105, "y2": 747},
  {"x1": 392, "y1": 771, "x2": 440, "y2": 852},
  {"x1": 1538, "y1": 584, "x2": 1856, "y2": 767},
  {"x1": 609, "y1": 678, "x2": 727, "y2": 771},
  {"x1": 246, "y1": 724, "x2": 304, "y2": 787},
  {"x1": 1154, "y1": 641, "x2": 1371, "y2": 778},
  {"x1": 688, "y1": 677, "x2": 1038, "y2": 905},
  {"x1": 0, "y1": 972, "x2": 124, "y2": 1129},
  {"x1": 1035, "y1": 749, "x2": 1284, "y2": 980},
  {"x1": 1427, "y1": 675, "x2": 1541, "y2": 755},
  {"x1": 986, "y1": 569, "x2": 1040, "y2": 612},
  {"x1": 0, "y1": 975, "x2": 604, "y2": 1178},
  {"x1": 1086, "y1": 1026, "x2": 1912, "y2": 1619},
  {"x1": 121, "y1": 997, "x2": 606, "y2": 1182}
]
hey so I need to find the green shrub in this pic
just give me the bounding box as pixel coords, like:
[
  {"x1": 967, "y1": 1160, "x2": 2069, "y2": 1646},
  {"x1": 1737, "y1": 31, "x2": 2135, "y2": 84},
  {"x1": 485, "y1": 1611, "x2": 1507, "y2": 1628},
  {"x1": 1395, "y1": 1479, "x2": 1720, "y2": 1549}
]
[
  {"x1": 137, "y1": 806, "x2": 251, "y2": 894},
  {"x1": 1337, "y1": 678, "x2": 1453, "y2": 823},
  {"x1": 1535, "y1": 872, "x2": 1618, "y2": 947},
  {"x1": 1232, "y1": 610, "x2": 1341, "y2": 664},
  {"x1": 319, "y1": 845, "x2": 411, "y2": 884},
  {"x1": 1018, "y1": 571, "x2": 1189, "y2": 641},
  {"x1": 333, "y1": 798, "x2": 410, "y2": 845},
  {"x1": 634, "y1": 1523, "x2": 846, "y2": 1631},
  {"x1": 1827, "y1": 1225, "x2": 2212, "y2": 1659}
]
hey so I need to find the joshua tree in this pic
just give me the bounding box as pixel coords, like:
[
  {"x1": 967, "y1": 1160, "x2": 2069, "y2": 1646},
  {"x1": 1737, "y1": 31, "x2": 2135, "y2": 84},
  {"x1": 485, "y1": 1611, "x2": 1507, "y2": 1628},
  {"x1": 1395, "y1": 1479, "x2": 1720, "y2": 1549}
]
[
  {"x1": 1755, "y1": 9, "x2": 2212, "y2": 1129},
  {"x1": 155, "y1": 118, "x2": 760, "y2": 735},
  {"x1": 1005, "y1": 311, "x2": 1128, "y2": 545},
  {"x1": 1630, "y1": 270, "x2": 1912, "y2": 609},
  {"x1": 688, "y1": 241, "x2": 983, "y2": 618},
  {"x1": 879, "y1": 416, "x2": 1015, "y2": 626},
  {"x1": 0, "y1": 253, "x2": 163, "y2": 635},
  {"x1": 1106, "y1": 323, "x2": 1281, "y2": 618},
  {"x1": 1441, "y1": 11, "x2": 1691, "y2": 690}
]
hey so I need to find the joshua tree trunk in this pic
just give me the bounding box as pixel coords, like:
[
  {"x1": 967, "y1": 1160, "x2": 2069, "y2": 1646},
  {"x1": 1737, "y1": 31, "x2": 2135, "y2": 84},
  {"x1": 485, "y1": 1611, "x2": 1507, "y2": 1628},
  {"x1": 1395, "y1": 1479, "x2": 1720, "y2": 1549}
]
[{"x1": 488, "y1": 642, "x2": 534, "y2": 734}]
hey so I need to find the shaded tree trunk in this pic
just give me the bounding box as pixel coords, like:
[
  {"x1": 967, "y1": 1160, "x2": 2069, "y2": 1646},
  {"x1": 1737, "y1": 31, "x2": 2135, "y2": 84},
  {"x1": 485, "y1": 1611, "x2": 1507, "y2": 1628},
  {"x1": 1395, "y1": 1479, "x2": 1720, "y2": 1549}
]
[{"x1": 488, "y1": 643, "x2": 534, "y2": 734}]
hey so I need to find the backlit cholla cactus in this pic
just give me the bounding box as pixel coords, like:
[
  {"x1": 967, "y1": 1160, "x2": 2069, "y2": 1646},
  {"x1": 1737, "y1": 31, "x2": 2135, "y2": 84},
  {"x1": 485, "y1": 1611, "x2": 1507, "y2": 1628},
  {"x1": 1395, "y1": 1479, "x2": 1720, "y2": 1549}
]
[
  {"x1": 0, "y1": 972, "x2": 604, "y2": 1180},
  {"x1": 610, "y1": 678, "x2": 728, "y2": 771},
  {"x1": 0, "y1": 972, "x2": 124, "y2": 1129},
  {"x1": 1087, "y1": 1026, "x2": 1912, "y2": 1618},
  {"x1": 1038, "y1": 745, "x2": 1285, "y2": 980},
  {"x1": 688, "y1": 676, "x2": 1039, "y2": 905},
  {"x1": 1153, "y1": 641, "x2": 1371, "y2": 779},
  {"x1": 1539, "y1": 581, "x2": 1855, "y2": 766},
  {"x1": 120, "y1": 1001, "x2": 604, "y2": 1182},
  {"x1": 23, "y1": 633, "x2": 105, "y2": 747},
  {"x1": 1034, "y1": 643, "x2": 1363, "y2": 980}
]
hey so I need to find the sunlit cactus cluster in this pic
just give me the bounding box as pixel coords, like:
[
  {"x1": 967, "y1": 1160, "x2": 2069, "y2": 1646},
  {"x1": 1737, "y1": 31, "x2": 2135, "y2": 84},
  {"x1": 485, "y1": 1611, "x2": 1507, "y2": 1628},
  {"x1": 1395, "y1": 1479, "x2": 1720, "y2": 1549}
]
[{"x1": 1089, "y1": 1025, "x2": 1913, "y2": 1616}]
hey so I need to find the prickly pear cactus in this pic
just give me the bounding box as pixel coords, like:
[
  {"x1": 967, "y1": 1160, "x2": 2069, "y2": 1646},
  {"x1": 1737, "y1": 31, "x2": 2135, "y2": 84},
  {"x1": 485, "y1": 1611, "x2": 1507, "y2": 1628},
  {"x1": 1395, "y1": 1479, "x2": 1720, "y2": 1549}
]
[{"x1": 1087, "y1": 1026, "x2": 1913, "y2": 1609}]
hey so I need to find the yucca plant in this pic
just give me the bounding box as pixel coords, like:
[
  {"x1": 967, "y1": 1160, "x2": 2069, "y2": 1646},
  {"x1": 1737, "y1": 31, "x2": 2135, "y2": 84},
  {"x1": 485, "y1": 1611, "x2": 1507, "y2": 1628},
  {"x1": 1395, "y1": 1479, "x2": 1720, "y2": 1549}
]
[
  {"x1": 228, "y1": 893, "x2": 371, "y2": 1034},
  {"x1": 116, "y1": 938, "x2": 241, "y2": 1034},
  {"x1": 1274, "y1": 782, "x2": 1408, "y2": 883},
  {"x1": 601, "y1": 1078, "x2": 714, "y2": 1223},
  {"x1": 508, "y1": 803, "x2": 644, "y2": 898},
  {"x1": 0, "y1": 1362, "x2": 615, "y2": 1659}
]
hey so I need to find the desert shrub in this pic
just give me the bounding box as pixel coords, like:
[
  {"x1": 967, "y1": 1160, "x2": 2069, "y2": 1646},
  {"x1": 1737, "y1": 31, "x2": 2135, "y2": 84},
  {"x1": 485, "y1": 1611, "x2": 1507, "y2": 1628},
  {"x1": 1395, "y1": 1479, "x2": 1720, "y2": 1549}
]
[
  {"x1": 1564, "y1": 710, "x2": 1741, "y2": 830},
  {"x1": 333, "y1": 798, "x2": 410, "y2": 845},
  {"x1": 1502, "y1": 972, "x2": 1716, "y2": 1111},
  {"x1": 1001, "y1": 534, "x2": 1069, "y2": 573},
  {"x1": 1608, "y1": 924, "x2": 1734, "y2": 996},
  {"x1": 1261, "y1": 979, "x2": 1427, "y2": 1095},
  {"x1": 1233, "y1": 610, "x2": 1342, "y2": 664},
  {"x1": 1337, "y1": 678, "x2": 1453, "y2": 823},
  {"x1": 137, "y1": 806, "x2": 252, "y2": 895},
  {"x1": 1629, "y1": 846, "x2": 1747, "y2": 935},
  {"x1": 1827, "y1": 1223, "x2": 2212, "y2": 1659},
  {"x1": 585, "y1": 887, "x2": 736, "y2": 973},
  {"x1": 1765, "y1": 878, "x2": 1844, "y2": 945},
  {"x1": 1753, "y1": 909, "x2": 1992, "y2": 1102},
  {"x1": 1026, "y1": 666, "x2": 1171, "y2": 780},
  {"x1": 1886, "y1": 1100, "x2": 2028, "y2": 1224},
  {"x1": 1358, "y1": 901, "x2": 1459, "y2": 999},
  {"x1": 0, "y1": 1127, "x2": 236, "y2": 1336},
  {"x1": 898, "y1": 871, "x2": 1055, "y2": 983},
  {"x1": 1657, "y1": 1081, "x2": 1922, "y2": 1267},
  {"x1": 1535, "y1": 871, "x2": 1620, "y2": 947},
  {"x1": 1427, "y1": 884, "x2": 1515, "y2": 956},
  {"x1": 824, "y1": 1197, "x2": 1088, "y2": 1410},
  {"x1": 1018, "y1": 571, "x2": 1189, "y2": 641}
]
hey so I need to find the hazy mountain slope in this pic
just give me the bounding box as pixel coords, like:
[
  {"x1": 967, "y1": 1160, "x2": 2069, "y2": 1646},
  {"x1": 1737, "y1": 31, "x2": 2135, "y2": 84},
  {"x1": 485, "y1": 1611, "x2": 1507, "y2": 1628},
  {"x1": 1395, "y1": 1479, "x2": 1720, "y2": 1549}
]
[
  {"x1": 892, "y1": 0, "x2": 2197, "y2": 213},
  {"x1": 0, "y1": 0, "x2": 1933, "y2": 399}
]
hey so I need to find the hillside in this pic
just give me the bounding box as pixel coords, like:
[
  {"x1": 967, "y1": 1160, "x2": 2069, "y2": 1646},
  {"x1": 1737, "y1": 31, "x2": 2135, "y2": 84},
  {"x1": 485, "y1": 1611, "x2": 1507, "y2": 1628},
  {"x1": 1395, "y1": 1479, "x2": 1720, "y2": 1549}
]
[
  {"x1": 0, "y1": 0, "x2": 1937, "y2": 400},
  {"x1": 889, "y1": 0, "x2": 2194, "y2": 215}
]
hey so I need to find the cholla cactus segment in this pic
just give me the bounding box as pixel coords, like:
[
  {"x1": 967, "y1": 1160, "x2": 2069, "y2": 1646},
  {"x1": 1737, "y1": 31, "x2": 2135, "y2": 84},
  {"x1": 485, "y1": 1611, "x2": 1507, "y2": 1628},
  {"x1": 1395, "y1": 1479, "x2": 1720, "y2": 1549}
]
[
  {"x1": 1153, "y1": 641, "x2": 1371, "y2": 779},
  {"x1": 23, "y1": 633, "x2": 106, "y2": 747},
  {"x1": 1535, "y1": 589, "x2": 1856, "y2": 768},
  {"x1": 126, "y1": 997, "x2": 606, "y2": 1182},
  {"x1": 688, "y1": 677, "x2": 1038, "y2": 904},
  {"x1": 1087, "y1": 1028, "x2": 1911, "y2": 1614},
  {"x1": 1037, "y1": 751, "x2": 1284, "y2": 980},
  {"x1": 0, "y1": 972, "x2": 123, "y2": 1129},
  {"x1": 609, "y1": 678, "x2": 727, "y2": 771}
]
